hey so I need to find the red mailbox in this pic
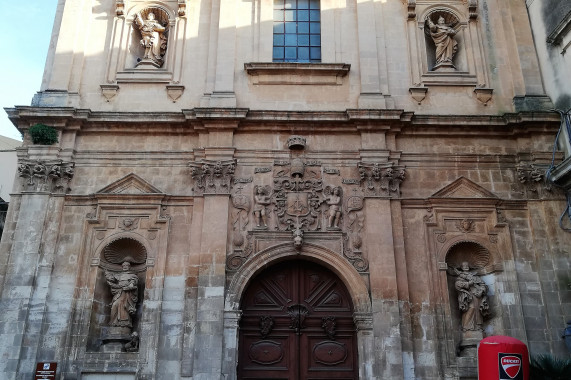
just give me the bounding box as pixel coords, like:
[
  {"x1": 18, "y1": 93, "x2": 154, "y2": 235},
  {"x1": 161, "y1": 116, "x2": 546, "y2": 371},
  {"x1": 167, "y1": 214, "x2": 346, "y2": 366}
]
[{"x1": 478, "y1": 336, "x2": 529, "y2": 380}]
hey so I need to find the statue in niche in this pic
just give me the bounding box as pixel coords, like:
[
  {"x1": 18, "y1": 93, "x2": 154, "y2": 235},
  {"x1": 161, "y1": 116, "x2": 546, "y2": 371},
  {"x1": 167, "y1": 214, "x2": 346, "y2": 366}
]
[
  {"x1": 253, "y1": 185, "x2": 272, "y2": 229},
  {"x1": 135, "y1": 11, "x2": 167, "y2": 68},
  {"x1": 105, "y1": 261, "x2": 139, "y2": 328},
  {"x1": 324, "y1": 186, "x2": 342, "y2": 229},
  {"x1": 426, "y1": 15, "x2": 458, "y2": 70},
  {"x1": 452, "y1": 261, "x2": 490, "y2": 333}
]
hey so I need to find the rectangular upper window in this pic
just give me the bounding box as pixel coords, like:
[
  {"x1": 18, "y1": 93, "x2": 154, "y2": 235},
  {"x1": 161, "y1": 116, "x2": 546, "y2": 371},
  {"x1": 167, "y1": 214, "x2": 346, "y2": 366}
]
[{"x1": 273, "y1": 0, "x2": 321, "y2": 63}]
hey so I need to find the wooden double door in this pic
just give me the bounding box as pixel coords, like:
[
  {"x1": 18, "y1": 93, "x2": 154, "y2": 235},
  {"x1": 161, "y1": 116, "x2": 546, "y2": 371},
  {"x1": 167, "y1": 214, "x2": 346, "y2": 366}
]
[{"x1": 238, "y1": 260, "x2": 358, "y2": 380}]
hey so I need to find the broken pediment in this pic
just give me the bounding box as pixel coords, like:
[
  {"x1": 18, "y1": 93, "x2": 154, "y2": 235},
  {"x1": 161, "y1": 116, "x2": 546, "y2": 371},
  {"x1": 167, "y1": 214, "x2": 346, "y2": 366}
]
[
  {"x1": 96, "y1": 173, "x2": 163, "y2": 195},
  {"x1": 430, "y1": 177, "x2": 498, "y2": 199}
]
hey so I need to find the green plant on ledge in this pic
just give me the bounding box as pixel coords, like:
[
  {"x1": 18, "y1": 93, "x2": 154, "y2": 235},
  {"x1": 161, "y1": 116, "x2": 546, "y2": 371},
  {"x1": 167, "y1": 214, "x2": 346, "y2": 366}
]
[{"x1": 28, "y1": 123, "x2": 58, "y2": 145}]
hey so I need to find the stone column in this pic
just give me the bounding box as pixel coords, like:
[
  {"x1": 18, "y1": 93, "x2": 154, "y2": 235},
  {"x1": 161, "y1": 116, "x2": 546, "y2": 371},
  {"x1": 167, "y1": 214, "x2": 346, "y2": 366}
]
[
  {"x1": 192, "y1": 193, "x2": 231, "y2": 379},
  {"x1": 0, "y1": 193, "x2": 53, "y2": 380},
  {"x1": 221, "y1": 310, "x2": 242, "y2": 380},
  {"x1": 210, "y1": 0, "x2": 238, "y2": 107},
  {"x1": 355, "y1": 0, "x2": 390, "y2": 108},
  {"x1": 0, "y1": 158, "x2": 74, "y2": 380},
  {"x1": 364, "y1": 198, "x2": 405, "y2": 379}
]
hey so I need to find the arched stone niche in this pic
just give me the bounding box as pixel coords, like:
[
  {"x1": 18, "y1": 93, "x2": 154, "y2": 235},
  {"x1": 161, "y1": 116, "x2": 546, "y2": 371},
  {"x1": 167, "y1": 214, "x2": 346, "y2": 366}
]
[
  {"x1": 423, "y1": 9, "x2": 465, "y2": 72},
  {"x1": 444, "y1": 240, "x2": 494, "y2": 354},
  {"x1": 128, "y1": 6, "x2": 171, "y2": 69},
  {"x1": 88, "y1": 236, "x2": 149, "y2": 352}
]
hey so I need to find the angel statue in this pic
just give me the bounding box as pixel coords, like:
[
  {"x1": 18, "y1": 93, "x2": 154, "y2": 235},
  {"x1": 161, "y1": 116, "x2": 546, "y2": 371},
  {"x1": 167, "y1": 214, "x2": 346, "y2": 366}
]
[
  {"x1": 253, "y1": 185, "x2": 272, "y2": 229},
  {"x1": 450, "y1": 262, "x2": 490, "y2": 334},
  {"x1": 324, "y1": 186, "x2": 342, "y2": 229},
  {"x1": 426, "y1": 15, "x2": 458, "y2": 69},
  {"x1": 135, "y1": 11, "x2": 167, "y2": 67},
  {"x1": 105, "y1": 261, "x2": 139, "y2": 329}
]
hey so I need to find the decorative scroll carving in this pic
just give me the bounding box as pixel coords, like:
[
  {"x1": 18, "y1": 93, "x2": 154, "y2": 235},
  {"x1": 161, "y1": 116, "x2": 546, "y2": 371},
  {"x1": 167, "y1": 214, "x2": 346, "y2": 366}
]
[
  {"x1": 468, "y1": 0, "x2": 478, "y2": 19},
  {"x1": 134, "y1": 8, "x2": 169, "y2": 68},
  {"x1": 407, "y1": 0, "x2": 416, "y2": 19},
  {"x1": 116, "y1": 0, "x2": 125, "y2": 16},
  {"x1": 260, "y1": 316, "x2": 274, "y2": 338},
  {"x1": 227, "y1": 233, "x2": 253, "y2": 271},
  {"x1": 178, "y1": 0, "x2": 187, "y2": 17},
  {"x1": 322, "y1": 316, "x2": 336, "y2": 340},
  {"x1": 358, "y1": 162, "x2": 405, "y2": 197},
  {"x1": 189, "y1": 159, "x2": 236, "y2": 195},
  {"x1": 255, "y1": 167, "x2": 272, "y2": 173},
  {"x1": 231, "y1": 186, "x2": 251, "y2": 247},
  {"x1": 287, "y1": 304, "x2": 309, "y2": 334},
  {"x1": 18, "y1": 160, "x2": 75, "y2": 193}
]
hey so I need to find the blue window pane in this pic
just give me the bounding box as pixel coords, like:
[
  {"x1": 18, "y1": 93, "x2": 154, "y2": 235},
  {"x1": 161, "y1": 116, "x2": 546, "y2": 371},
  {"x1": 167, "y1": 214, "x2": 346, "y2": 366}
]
[
  {"x1": 285, "y1": 10, "x2": 295, "y2": 21},
  {"x1": 274, "y1": 0, "x2": 285, "y2": 9},
  {"x1": 285, "y1": 47, "x2": 297, "y2": 59},
  {"x1": 273, "y1": 47, "x2": 284, "y2": 59},
  {"x1": 297, "y1": 10, "x2": 309, "y2": 21},
  {"x1": 285, "y1": 34, "x2": 297, "y2": 46},
  {"x1": 285, "y1": 0, "x2": 295, "y2": 9},
  {"x1": 298, "y1": 35, "x2": 310, "y2": 46},
  {"x1": 298, "y1": 0, "x2": 309, "y2": 9},
  {"x1": 285, "y1": 22, "x2": 296, "y2": 33},
  {"x1": 309, "y1": 0, "x2": 320, "y2": 9},
  {"x1": 298, "y1": 47, "x2": 310, "y2": 61},
  {"x1": 274, "y1": 35, "x2": 285, "y2": 46},
  {"x1": 309, "y1": 10, "x2": 320, "y2": 21},
  {"x1": 273, "y1": 23, "x2": 284, "y2": 33},
  {"x1": 298, "y1": 22, "x2": 309, "y2": 34},
  {"x1": 310, "y1": 35, "x2": 320, "y2": 46},
  {"x1": 311, "y1": 47, "x2": 321, "y2": 60},
  {"x1": 274, "y1": 10, "x2": 283, "y2": 21},
  {"x1": 310, "y1": 22, "x2": 320, "y2": 34}
]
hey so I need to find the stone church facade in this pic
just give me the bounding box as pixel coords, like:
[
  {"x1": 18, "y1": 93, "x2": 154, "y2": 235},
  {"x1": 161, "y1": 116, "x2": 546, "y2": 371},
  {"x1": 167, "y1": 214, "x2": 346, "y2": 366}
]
[{"x1": 1, "y1": 1, "x2": 569, "y2": 379}]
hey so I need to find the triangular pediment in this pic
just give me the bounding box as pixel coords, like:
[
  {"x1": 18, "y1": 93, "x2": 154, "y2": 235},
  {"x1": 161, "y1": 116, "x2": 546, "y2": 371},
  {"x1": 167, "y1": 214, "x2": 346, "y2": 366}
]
[
  {"x1": 431, "y1": 177, "x2": 498, "y2": 199},
  {"x1": 96, "y1": 173, "x2": 163, "y2": 194}
]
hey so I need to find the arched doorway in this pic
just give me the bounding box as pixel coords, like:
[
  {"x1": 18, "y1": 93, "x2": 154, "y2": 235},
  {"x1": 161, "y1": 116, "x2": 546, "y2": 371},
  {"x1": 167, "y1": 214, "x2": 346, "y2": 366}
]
[{"x1": 238, "y1": 260, "x2": 358, "y2": 379}]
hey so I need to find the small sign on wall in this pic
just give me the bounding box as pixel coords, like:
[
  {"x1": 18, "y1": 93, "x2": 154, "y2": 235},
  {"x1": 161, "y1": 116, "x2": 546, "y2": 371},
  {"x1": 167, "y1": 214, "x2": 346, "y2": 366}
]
[{"x1": 35, "y1": 362, "x2": 57, "y2": 379}]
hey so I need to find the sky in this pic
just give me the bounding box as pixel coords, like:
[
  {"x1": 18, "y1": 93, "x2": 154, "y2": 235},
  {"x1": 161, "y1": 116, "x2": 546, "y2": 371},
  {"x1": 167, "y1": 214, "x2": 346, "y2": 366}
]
[{"x1": 1, "y1": 1, "x2": 58, "y2": 141}]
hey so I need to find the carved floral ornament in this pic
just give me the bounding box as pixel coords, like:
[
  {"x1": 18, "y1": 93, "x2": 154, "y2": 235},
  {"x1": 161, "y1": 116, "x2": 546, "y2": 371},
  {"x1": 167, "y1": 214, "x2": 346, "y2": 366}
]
[{"x1": 18, "y1": 160, "x2": 75, "y2": 193}]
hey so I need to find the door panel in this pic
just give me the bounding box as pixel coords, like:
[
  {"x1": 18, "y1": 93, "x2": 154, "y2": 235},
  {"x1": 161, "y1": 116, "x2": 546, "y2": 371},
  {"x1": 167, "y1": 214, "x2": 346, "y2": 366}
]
[{"x1": 238, "y1": 260, "x2": 358, "y2": 380}]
